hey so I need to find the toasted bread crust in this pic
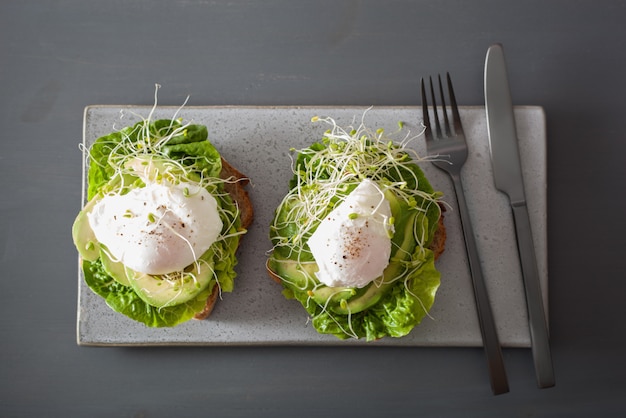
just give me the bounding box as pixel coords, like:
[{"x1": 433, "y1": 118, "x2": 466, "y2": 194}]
[
  {"x1": 220, "y1": 157, "x2": 254, "y2": 230},
  {"x1": 193, "y1": 283, "x2": 220, "y2": 320},
  {"x1": 193, "y1": 157, "x2": 253, "y2": 320}
]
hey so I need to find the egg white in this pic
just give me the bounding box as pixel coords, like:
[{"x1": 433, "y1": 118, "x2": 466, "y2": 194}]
[
  {"x1": 307, "y1": 179, "x2": 393, "y2": 288},
  {"x1": 87, "y1": 180, "x2": 222, "y2": 275}
]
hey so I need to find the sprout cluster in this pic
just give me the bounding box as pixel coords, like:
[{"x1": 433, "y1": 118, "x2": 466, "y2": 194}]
[{"x1": 271, "y1": 114, "x2": 441, "y2": 263}]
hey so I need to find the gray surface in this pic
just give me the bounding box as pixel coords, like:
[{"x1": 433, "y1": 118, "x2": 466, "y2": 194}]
[
  {"x1": 79, "y1": 105, "x2": 546, "y2": 347},
  {"x1": 1, "y1": 0, "x2": 625, "y2": 416}
]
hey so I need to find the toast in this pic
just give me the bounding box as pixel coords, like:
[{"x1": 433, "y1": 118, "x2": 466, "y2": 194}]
[{"x1": 194, "y1": 157, "x2": 254, "y2": 320}]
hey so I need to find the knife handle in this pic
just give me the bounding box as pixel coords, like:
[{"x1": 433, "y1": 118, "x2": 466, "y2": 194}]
[
  {"x1": 451, "y1": 173, "x2": 509, "y2": 395},
  {"x1": 511, "y1": 203, "x2": 555, "y2": 388}
]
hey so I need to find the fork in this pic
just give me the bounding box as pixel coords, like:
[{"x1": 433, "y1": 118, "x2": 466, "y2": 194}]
[{"x1": 421, "y1": 73, "x2": 509, "y2": 395}]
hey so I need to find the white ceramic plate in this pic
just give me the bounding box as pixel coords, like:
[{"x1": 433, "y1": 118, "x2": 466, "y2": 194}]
[{"x1": 77, "y1": 105, "x2": 547, "y2": 346}]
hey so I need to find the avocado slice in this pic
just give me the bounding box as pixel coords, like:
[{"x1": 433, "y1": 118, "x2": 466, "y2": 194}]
[
  {"x1": 72, "y1": 198, "x2": 100, "y2": 262},
  {"x1": 269, "y1": 256, "x2": 402, "y2": 315},
  {"x1": 126, "y1": 256, "x2": 216, "y2": 308},
  {"x1": 100, "y1": 249, "x2": 130, "y2": 287}
]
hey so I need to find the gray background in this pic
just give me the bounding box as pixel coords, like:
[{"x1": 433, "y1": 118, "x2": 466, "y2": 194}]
[{"x1": 1, "y1": 1, "x2": 624, "y2": 417}]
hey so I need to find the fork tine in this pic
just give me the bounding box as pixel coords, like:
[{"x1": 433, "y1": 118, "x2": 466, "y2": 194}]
[
  {"x1": 438, "y1": 74, "x2": 451, "y2": 137},
  {"x1": 428, "y1": 77, "x2": 442, "y2": 138},
  {"x1": 446, "y1": 72, "x2": 463, "y2": 136},
  {"x1": 420, "y1": 78, "x2": 432, "y2": 141}
]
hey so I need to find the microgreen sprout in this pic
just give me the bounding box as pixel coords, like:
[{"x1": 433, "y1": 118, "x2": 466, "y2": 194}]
[{"x1": 271, "y1": 113, "x2": 440, "y2": 259}]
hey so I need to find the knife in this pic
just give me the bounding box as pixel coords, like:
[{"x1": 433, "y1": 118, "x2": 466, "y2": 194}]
[{"x1": 484, "y1": 43, "x2": 555, "y2": 388}]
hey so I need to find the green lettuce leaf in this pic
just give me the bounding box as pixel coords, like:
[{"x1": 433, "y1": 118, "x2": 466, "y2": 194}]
[
  {"x1": 309, "y1": 252, "x2": 440, "y2": 341},
  {"x1": 87, "y1": 119, "x2": 221, "y2": 200},
  {"x1": 83, "y1": 258, "x2": 215, "y2": 328}
]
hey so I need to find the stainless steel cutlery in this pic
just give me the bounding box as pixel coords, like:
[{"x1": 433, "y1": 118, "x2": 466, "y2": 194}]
[
  {"x1": 420, "y1": 44, "x2": 555, "y2": 392},
  {"x1": 484, "y1": 43, "x2": 555, "y2": 389}
]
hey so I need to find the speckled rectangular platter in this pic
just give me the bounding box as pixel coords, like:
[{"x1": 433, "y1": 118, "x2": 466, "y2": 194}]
[{"x1": 77, "y1": 105, "x2": 547, "y2": 347}]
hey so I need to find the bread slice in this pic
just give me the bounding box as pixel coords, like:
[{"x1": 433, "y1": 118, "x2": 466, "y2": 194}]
[
  {"x1": 219, "y1": 157, "x2": 254, "y2": 230},
  {"x1": 193, "y1": 157, "x2": 254, "y2": 320},
  {"x1": 192, "y1": 281, "x2": 221, "y2": 320}
]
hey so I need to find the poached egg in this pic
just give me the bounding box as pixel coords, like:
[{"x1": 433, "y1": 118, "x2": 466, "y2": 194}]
[
  {"x1": 307, "y1": 179, "x2": 394, "y2": 288},
  {"x1": 87, "y1": 180, "x2": 222, "y2": 275}
]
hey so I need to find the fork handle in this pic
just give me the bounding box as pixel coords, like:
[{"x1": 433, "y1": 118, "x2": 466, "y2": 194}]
[
  {"x1": 451, "y1": 173, "x2": 509, "y2": 395},
  {"x1": 511, "y1": 203, "x2": 556, "y2": 388}
]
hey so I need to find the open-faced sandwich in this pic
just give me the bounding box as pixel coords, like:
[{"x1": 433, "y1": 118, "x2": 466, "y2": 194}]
[
  {"x1": 72, "y1": 112, "x2": 253, "y2": 327},
  {"x1": 267, "y1": 115, "x2": 445, "y2": 341}
]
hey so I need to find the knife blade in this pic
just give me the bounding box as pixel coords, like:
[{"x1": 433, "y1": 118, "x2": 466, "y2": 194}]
[{"x1": 484, "y1": 43, "x2": 555, "y2": 388}]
